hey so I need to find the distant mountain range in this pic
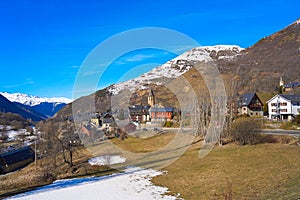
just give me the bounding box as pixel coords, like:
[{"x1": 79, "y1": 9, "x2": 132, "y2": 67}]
[
  {"x1": 57, "y1": 18, "x2": 300, "y2": 119},
  {"x1": 0, "y1": 92, "x2": 72, "y2": 121}
]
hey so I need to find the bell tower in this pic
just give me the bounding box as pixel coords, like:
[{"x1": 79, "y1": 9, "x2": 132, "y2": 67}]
[
  {"x1": 148, "y1": 89, "x2": 155, "y2": 107},
  {"x1": 279, "y1": 77, "x2": 284, "y2": 87}
]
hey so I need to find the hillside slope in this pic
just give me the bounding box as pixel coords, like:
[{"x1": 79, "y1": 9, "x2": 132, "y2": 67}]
[{"x1": 56, "y1": 19, "x2": 300, "y2": 118}]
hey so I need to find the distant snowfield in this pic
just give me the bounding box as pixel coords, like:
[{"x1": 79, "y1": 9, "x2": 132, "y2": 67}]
[
  {"x1": 8, "y1": 156, "x2": 181, "y2": 200},
  {"x1": 0, "y1": 92, "x2": 73, "y2": 106}
]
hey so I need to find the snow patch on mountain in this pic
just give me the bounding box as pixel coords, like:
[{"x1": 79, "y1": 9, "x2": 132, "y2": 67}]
[
  {"x1": 0, "y1": 92, "x2": 73, "y2": 106},
  {"x1": 109, "y1": 45, "x2": 243, "y2": 95}
]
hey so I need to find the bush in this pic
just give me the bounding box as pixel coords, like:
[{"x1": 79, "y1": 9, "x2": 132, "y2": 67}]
[
  {"x1": 292, "y1": 115, "x2": 300, "y2": 125},
  {"x1": 163, "y1": 121, "x2": 173, "y2": 127},
  {"x1": 230, "y1": 117, "x2": 262, "y2": 145}
]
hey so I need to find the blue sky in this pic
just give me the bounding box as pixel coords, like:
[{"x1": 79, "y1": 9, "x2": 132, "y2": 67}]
[{"x1": 0, "y1": 0, "x2": 299, "y2": 99}]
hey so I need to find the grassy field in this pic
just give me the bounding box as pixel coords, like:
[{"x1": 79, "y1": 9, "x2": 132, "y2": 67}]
[
  {"x1": 1, "y1": 132, "x2": 300, "y2": 199},
  {"x1": 91, "y1": 132, "x2": 300, "y2": 199},
  {"x1": 151, "y1": 137, "x2": 300, "y2": 199},
  {"x1": 111, "y1": 132, "x2": 176, "y2": 153}
]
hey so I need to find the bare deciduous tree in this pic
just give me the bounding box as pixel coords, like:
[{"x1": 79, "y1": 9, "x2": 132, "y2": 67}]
[{"x1": 230, "y1": 117, "x2": 262, "y2": 145}]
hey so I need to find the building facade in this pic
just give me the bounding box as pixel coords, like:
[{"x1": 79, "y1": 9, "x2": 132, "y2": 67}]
[
  {"x1": 149, "y1": 106, "x2": 174, "y2": 121},
  {"x1": 238, "y1": 93, "x2": 264, "y2": 116},
  {"x1": 267, "y1": 94, "x2": 300, "y2": 120},
  {"x1": 128, "y1": 105, "x2": 151, "y2": 123}
]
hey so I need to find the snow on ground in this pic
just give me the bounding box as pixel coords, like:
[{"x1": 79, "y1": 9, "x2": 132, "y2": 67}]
[
  {"x1": 108, "y1": 45, "x2": 243, "y2": 95},
  {"x1": 0, "y1": 92, "x2": 73, "y2": 106},
  {"x1": 88, "y1": 155, "x2": 126, "y2": 166},
  {"x1": 8, "y1": 167, "x2": 182, "y2": 200},
  {"x1": 2, "y1": 129, "x2": 27, "y2": 141}
]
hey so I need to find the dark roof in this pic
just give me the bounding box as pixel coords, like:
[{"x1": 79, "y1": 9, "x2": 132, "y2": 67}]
[
  {"x1": 103, "y1": 118, "x2": 112, "y2": 123},
  {"x1": 150, "y1": 107, "x2": 174, "y2": 112},
  {"x1": 129, "y1": 105, "x2": 150, "y2": 112},
  {"x1": 284, "y1": 82, "x2": 300, "y2": 88},
  {"x1": 280, "y1": 94, "x2": 300, "y2": 102},
  {"x1": 0, "y1": 146, "x2": 34, "y2": 166},
  {"x1": 238, "y1": 93, "x2": 256, "y2": 107}
]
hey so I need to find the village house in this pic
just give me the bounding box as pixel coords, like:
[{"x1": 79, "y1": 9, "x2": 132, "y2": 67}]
[
  {"x1": 89, "y1": 112, "x2": 113, "y2": 129},
  {"x1": 284, "y1": 82, "x2": 300, "y2": 92},
  {"x1": 128, "y1": 105, "x2": 151, "y2": 123},
  {"x1": 267, "y1": 94, "x2": 300, "y2": 120},
  {"x1": 149, "y1": 106, "x2": 174, "y2": 121},
  {"x1": 238, "y1": 93, "x2": 264, "y2": 116},
  {"x1": 128, "y1": 89, "x2": 175, "y2": 123}
]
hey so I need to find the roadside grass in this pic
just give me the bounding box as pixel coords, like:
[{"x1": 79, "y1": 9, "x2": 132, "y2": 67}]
[
  {"x1": 280, "y1": 121, "x2": 300, "y2": 130},
  {"x1": 152, "y1": 141, "x2": 300, "y2": 199}
]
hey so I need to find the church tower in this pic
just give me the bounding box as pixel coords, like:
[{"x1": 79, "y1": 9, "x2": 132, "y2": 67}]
[
  {"x1": 148, "y1": 89, "x2": 155, "y2": 107},
  {"x1": 279, "y1": 77, "x2": 284, "y2": 87}
]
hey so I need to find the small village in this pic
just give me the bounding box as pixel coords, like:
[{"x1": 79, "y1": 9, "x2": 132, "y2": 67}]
[
  {"x1": 1, "y1": 77, "x2": 300, "y2": 177},
  {"x1": 77, "y1": 77, "x2": 300, "y2": 142}
]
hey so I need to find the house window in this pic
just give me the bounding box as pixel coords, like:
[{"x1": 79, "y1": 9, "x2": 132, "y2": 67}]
[
  {"x1": 271, "y1": 103, "x2": 277, "y2": 106},
  {"x1": 243, "y1": 107, "x2": 246, "y2": 111},
  {"x1": 272, "y1": 109, "x2": 277, "y2": 112},
  {"x1": 280, "y1": 109, "x2": 287, "y2": 112},
  {"x1": 280, "y1": 102, "x2": 287, "y2": 106}
]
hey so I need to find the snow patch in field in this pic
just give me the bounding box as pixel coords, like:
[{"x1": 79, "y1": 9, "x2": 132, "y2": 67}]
[
  {"x1": 8, "y1": 167, "x2": 182, "y2": 200},
  {"x1": 89, "y1": 155, "x2": 126, "y2": 166}
]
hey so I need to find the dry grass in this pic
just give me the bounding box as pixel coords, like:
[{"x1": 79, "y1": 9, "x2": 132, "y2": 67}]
[
  {"x1": 87, "y1": 132, "x2": 300, "y2": 199},
  {"x1": 152, "y1": 141, "x2": 300, "y2": 199},
  {"x1": 1, "y1": 133, "x2": 300, "y2": 199},
  {"x1": 110, "y1": 132, "x2": 176, "y2": 153},
  {"x1": 0, "y1": 147, "x2": 116, "y2": 198}
]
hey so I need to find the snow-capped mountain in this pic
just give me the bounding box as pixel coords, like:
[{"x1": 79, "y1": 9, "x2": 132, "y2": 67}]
[
  {"x1": 0, "y1": 92, "x2": 73, "y2": 106},
  {"x1": 0, "y1": 93, "x2": 47, "y2": 121},
  {"x1": 109, "y1": 45, "x2": 243, "y2": 94},
  {"x1": 0, "y1": 92, "x2": 73, "y2": 118}
]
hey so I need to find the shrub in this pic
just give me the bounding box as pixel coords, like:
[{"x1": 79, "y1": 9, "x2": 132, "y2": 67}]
[
  {"x1": 230, "y1": 117, "x2": 262, "y2": 145},
  {"x1": 164, "y1": 121, "x2": 173, "y2": 127},
  {"x1": 292, "y1": 114, "x2": 300, "y2": 125}
]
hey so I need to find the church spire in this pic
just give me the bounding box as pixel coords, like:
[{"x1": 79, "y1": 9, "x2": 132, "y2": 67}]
[
  {"x1": 148, "y1": 89, "x2": 155, "y2": 107},
  {"x1": 279, "y1": 77, "x2": 284, "y2": 87}
]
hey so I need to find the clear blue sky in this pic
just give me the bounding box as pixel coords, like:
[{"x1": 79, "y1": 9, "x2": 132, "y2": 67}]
[{"x1": 0, "y1": 0, "x2": 299, "y2": 99}]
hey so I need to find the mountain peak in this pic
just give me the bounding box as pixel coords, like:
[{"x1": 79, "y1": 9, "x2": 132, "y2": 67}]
[
  {"x1": 0, "y1": 92, "x2": 73, "y2": 106},
  {"x1": 108, "y1": 45, "x2": 243, "y2": 95},
  {"x1": 290, "y1": 18, "x2": 300, "y2": 26}
]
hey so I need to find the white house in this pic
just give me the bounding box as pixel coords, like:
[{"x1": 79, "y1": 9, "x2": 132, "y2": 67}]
[{"x1": 267, "y1": 94, "x2": 300, "y2": 120}]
